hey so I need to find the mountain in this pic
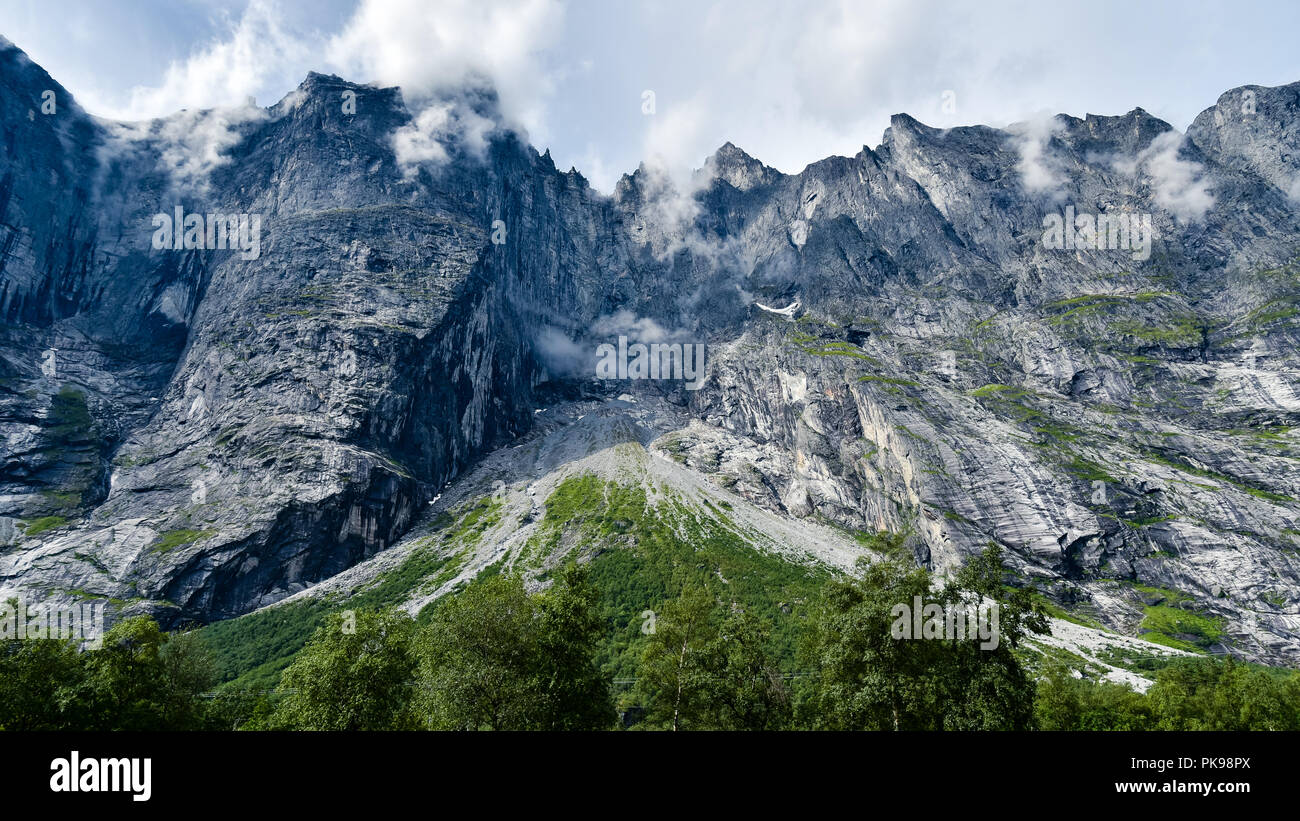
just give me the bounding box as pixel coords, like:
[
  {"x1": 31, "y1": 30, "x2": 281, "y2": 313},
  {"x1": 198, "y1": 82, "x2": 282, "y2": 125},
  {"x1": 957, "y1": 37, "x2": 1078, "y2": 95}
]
[{"x1": 2, "y1": 37, "x2": 1299, "y2": 667}]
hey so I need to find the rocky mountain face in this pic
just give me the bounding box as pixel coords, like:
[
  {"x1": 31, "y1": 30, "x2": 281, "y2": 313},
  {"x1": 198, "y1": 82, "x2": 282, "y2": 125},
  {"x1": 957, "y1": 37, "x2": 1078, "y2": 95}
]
[{"x1": 2, "y1": 37, "x2": 1299, "y2": 663}]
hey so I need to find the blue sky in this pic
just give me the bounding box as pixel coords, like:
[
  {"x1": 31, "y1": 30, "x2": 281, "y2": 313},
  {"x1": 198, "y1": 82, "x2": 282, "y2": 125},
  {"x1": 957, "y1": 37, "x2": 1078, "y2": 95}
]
[{"x1": 3, "y1": 0, "x2": 1298, "y2": 192}]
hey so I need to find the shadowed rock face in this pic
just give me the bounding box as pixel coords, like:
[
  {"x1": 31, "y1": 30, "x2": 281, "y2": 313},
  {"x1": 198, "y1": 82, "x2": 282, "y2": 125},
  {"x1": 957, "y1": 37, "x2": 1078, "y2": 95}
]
[{"x1": 2, "y1": 38, "x2": 1299, "y2": 661}]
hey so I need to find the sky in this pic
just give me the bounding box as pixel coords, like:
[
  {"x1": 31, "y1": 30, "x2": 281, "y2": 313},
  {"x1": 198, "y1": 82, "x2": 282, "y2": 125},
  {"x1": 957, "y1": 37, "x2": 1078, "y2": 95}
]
[{"x1": 2, "y1": 0, "x2": 1299, "y2": 193}]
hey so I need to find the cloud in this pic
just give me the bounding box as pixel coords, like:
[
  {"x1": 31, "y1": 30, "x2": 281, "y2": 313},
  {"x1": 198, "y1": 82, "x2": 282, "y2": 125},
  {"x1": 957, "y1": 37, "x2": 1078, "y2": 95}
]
[
  {"x1": 62, "y1": 0, "x2": 561, "y2": 144},
  {"x1": 632, "y1": 160, "x2": 703, "y2": 242},
  {"x1": 97, "y1": 103, "x2": 268, "y2": 196},
  {"x1": 326, "y1": 0, "x2": 565, "y2": 179},
  {"x1": 642, "y1": 92, "x2": 715, "y2": 189},
  {"x1": 785, "y1": 0, "x2": 940, "y2": 126},
  {"x1": 106, "y1": 0, "x2": 314, "y2": 120},
  {"x1": 535, "y1": 326, "x2": 591, "y2": 376},
  {"x1": 16, "y1": 0, "x2": 1287, "y2": 214},
  {"x1": 575, "y1": 143, "x2": 617, "y2": 193},
  {"x1": 66, "y1": 0, "x2": 564, "y2": 192},
  {"x1": 156, "y1": 106, "x2": 267, "y2": 192},
  {"x1": 1008, "y1": 113, "x2": 1067, "y2": 197},
  {"x1": 80, "y1": 0, "x2": 310, "y2": 195},
  {"x1": 1115, "y1": 130, "x2": 1215, "y2": 222},
  {"x1": 327, "y1": 0, "x2": 563, "y2": 142},
  {"x1": 391, "y1": 95, "x2": 499, "y2": 175},
  {"x1": 535, "y1": 310, "x2": 699, "y2": 378},
  {"x1": 591, "y1": 310, "x2": 681, "y2": 343}
]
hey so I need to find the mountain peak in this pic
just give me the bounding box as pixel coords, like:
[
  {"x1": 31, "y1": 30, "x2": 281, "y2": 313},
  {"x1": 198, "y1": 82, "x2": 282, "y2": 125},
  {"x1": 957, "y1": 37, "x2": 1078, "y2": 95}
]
[{"x1": 705, "y1": 141, "x2": 778, "y2": 191}]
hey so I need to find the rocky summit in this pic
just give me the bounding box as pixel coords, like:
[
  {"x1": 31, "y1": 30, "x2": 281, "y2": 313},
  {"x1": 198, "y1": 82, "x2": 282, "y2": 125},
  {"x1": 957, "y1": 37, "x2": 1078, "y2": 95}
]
[{"x1": 2, "y1": 37, "x2": 1299, "y2": 666}]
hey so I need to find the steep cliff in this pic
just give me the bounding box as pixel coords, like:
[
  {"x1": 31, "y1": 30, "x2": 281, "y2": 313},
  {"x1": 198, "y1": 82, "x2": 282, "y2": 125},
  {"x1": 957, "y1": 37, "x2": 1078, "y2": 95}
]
[{"x1": 2, "y1": 38, "x2": 1298, "y2": 662}]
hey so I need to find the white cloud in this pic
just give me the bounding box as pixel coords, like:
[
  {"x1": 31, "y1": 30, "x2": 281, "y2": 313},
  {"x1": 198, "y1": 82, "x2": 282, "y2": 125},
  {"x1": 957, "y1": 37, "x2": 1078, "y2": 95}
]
[
  {"x1": 80, "y1": 0, "x2": 311, "y2": 195},
  {"x1": 107, "y1": 0, "x2": 313, "y2": 120},
  {"x1": 1118, "y1": 131, "x2": 1215, "y2": 222},
  {"x1": 11, "y1": 0, "x2": 1295, "y2": 204},
  {"x1": 1008, "y1": 114, "x2": 1067, "y2": 197},
  {"x1": 391, "y1": 98, "x2": 498, "y2": 175},
  {"x1": 642, "y1": 92, "x2": 714, "y2": 189},
  {"x1": 391, "y1": 105, "x2": 452, "y2": 171},
  {"x1": 98, "y1": 103, "x2": 268, "y2": 196},
  {"x1": 67, "y1": 0, "x2": 565, "y2": 191},
  {"x1": 576, "y1": 143, "x2": 616, "y2": 193},
  {"x1": 535, "y1": 326, "x2": 590, "y2": 375},
  {"x1": 326, "y1": 0, "x2": 563, "y2": 142},
  {"x1": 592, "y1": 310, "x2": 679, "y2": 342},
  {"x1": 786, "y1": 0, "x2": 938, "y2": 125}
]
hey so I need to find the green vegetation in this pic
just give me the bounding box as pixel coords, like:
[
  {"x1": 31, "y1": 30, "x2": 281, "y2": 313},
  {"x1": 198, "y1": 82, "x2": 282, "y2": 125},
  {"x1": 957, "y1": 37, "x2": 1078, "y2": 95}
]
[
  {"x1": 442, "y1": 496, "x2": 502, "y2": 545},
  {"x1": 46, "y1": 386, "x2": 93, "y2": 445},
  {"x1": 1108, "y1": 317, "x2": 1205, "y2": 347},
  {"x1": 968, "y1": 384, "x2": 1068, "y2": 436},
  {"x1": 800, "y1": 545, "x2": 1048, "y2": 729},
  {"x1": 21, "y1": 515, "x2": 69, "y2": 537},
  {"x1": 1123, "y1": 513, "x2": 1178, "y2": 528},
  {"x1": 969, "y1": 383, "x2": 1022, "y2": 398},
  {"x1": 1142, "y1": 450, "x2": 1294, "y2": 504},
  {"x1": 856, "y1": 373, "x2": 919, "y2": 386},
  {"x1": 787, "y1": 330, "x2": 877, "y2": 362},
  {"x1": 1246, "y1": 296, "x2": 1300, "y2": 329},
  {"x1": 629, "y1": 577, "x2": 791, "y2": 730},
  {"x1": 1025, "y1": 589, "x2": 1106, "y2": 630},
  {"x1": 966, "y1": 384, "x2": 1127, "y2": 487},
  {"x1": 152, "y1": 528, "x2": 216, "y2": 553},
  {"x1": 410, "y1": 564, "x2": 614, "y2": 730},
  {"x1": 1037, "y1": 656, "x2": 1300, "y2": 730},
  {"x1": 1043, "y1": 292, "x2": 1171, "y2": 324},
  {"x1": 352, "y1": 545, "x2": 460, "y2": 611},
  {"x1": 198, "y1": 599, "x2": 333, "y2": 690},
  {"x1": 6, "y1": 538, "x2": 1300, "y2": 731},
  {"x1": 41, "y1": 489, "x2": 82, "y2": 512},
  {"x1": 1139, "y1": 602, "x2": 1226, "y2": 652},
  {"x1": 196, "y1": 504, "x2": 472, "y2": 689},
  {"x1": 1, "y1": 615, "x2": 220, "y2": 730},
  {"x1": 263, "y1": 610, "x2": 418, "y2": 731},
  {"x1": 527, "y1": 476, "x2": 832, "y2": 679},
  {"x1": 235, "y1": 566, "x2": 614, "y2": 731}
]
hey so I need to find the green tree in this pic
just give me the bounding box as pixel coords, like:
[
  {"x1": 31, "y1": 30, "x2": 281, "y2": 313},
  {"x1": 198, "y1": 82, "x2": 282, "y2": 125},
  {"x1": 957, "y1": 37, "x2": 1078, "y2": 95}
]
[
  {"x1": 158, "y1": 630, "x2": 218, "y2": 729},
  {"x1": 413, "y1": 568, "x2": 614, "y2": 730},
  {"x1": 1149, "y1": 657, "x2": 1300, "y2": 730},
  {"x1": 709, "y1": 608, "x2": 792, "y2": 730},
  {"x1": 801, "y1": 545, "x2": 1046, "y2": 730},
  {"x1": 414, "y1": 574, "x2": 546, "y2": 730},
  {"x1": 1035, "y1": 664, "x2": 1154, "y2": 730},
  {"x1": 1034, "y1": 663, "x2": 1083, "y2": 730},
  {"x1": 799, "y1": 554, "x2": 937, "y2": 729},
  {"x1": 533, "y1": 563, "x2": 618, "y2": 730},
  {"x1": 268, "y1": 609, "x2": 416, "y2": 730},
  {"x1": 630, "y1": 580, "x2": 791, "y2": 730},
  {"x1": 930, "y1": 546, "x2": 1047, "y2": 730},
  {"x1": 631, "y1": 582, "x2": 721, "y2": 730},
  {"x1": 202, "y1": 687, "x2": 277, "y2": 731},
  {"x1": 0, "y1": 635, "x2": 86, "y2": 730},
  {"x1": 80, "y1": 616, "x2": 215, "y2": 730}
]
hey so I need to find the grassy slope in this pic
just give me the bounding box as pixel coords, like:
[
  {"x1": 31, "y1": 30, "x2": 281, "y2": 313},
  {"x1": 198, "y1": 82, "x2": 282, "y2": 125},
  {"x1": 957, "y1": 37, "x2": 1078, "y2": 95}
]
[{"x1": 198, "y1": 474, "x2": 831, "y2": 690}]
